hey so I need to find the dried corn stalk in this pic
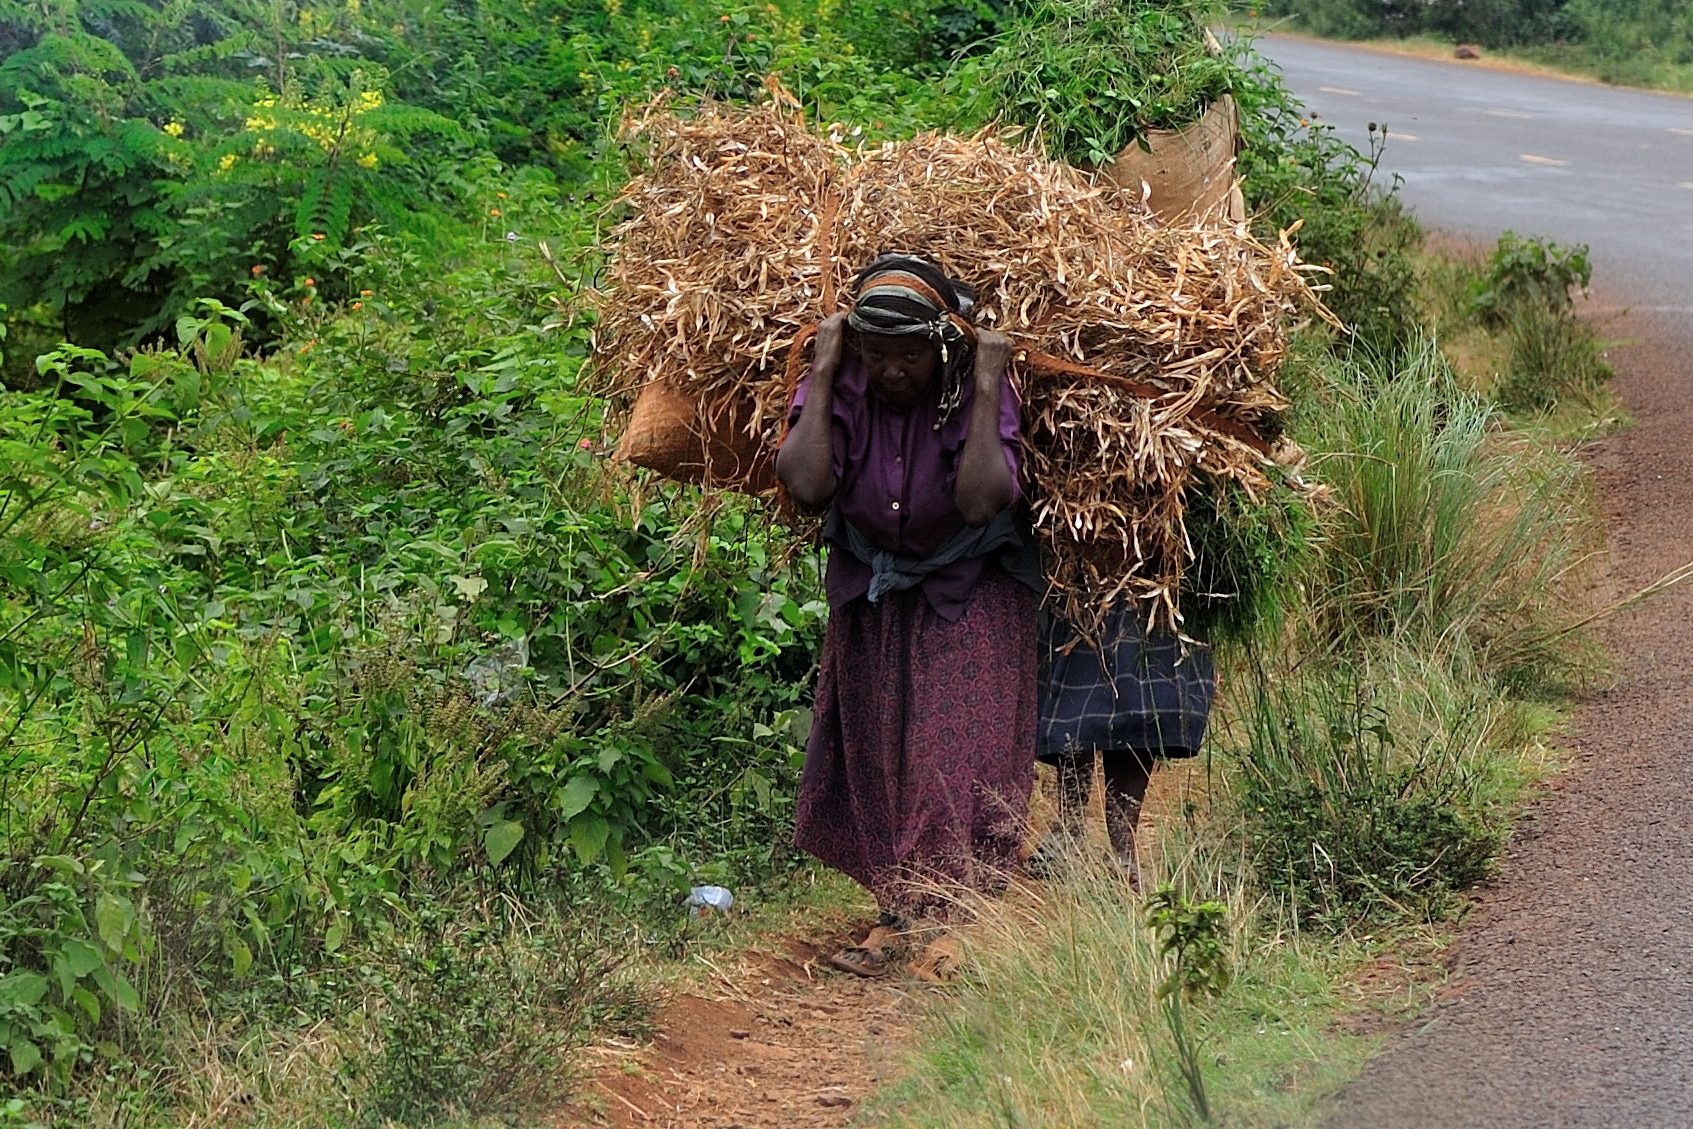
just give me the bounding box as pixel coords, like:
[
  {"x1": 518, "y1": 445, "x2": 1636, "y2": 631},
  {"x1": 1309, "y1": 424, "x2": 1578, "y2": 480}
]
[{"x1": 591, "y1": 96, "x2": 1326, "y2": 630}]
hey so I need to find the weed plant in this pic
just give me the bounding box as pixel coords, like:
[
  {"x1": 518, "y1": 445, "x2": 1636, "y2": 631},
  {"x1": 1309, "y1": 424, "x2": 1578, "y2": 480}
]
[
  {"x1": 1499, "y1": 303, "x2": 1613, "y2": 414},
  {"x1": 1468, "y1": 234, "x2": 1613, "y2": 415},
  {"x1": 360, "y1": 895, "x2": 641, "y2": 1123}
]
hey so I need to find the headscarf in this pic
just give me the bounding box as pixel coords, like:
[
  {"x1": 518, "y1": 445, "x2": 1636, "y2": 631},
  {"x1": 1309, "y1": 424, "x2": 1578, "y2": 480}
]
[{"x1": 847, "y1": 253, "x2": 978, "y2": 428}]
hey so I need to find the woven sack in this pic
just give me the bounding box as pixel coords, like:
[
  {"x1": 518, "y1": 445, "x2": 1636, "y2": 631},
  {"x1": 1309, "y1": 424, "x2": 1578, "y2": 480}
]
[
  {"x1": 615, "y1": 379, "x2": 776, "y2": 494},
  {"x1": 1100, "y1": 95, "x2": 1244, "y2": 224}
]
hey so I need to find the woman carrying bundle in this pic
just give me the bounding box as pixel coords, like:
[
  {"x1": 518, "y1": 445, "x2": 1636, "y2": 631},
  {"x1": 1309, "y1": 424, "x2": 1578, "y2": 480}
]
[
  {"x1": 1029, "y1": 598, "x2": 1215, "y2": 888},
  {"x1": 777, "y1": 254, "x2": 1043, "y2": 978}
]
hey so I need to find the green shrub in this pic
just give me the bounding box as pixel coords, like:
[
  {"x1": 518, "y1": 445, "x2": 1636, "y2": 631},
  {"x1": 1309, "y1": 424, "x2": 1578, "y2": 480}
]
[
  {"x1": 1467, "y1": 232, "x2": 1592, "y2": 325},
  {"x1": 1461, "y1": 233, "x2": 1611, "y2": 414},
  {"x1": 1233, "y1": 653, "x2": 1506, "y2": 927},
  {"x1": 362, "y1": 896, "x2": 637, "y2": 1124}
]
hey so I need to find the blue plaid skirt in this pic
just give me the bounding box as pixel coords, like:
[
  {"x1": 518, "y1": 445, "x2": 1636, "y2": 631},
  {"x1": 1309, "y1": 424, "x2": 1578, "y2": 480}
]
[{"x1": 1037, "y1": 603, "x2": 1215, "y2": 762}]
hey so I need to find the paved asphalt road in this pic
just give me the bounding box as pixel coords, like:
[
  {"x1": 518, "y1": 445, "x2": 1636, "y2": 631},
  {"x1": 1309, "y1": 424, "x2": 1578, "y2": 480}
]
[
  {"x1": 1259, "y1": 35, "x2": 1693, "y2": 304},
  {"x1": 1257, "y1": 36, "x2": 1693, "y2": 1129}
]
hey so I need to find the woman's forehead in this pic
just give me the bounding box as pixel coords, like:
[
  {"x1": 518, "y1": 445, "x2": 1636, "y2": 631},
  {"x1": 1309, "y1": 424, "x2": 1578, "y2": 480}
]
[{"x1": 861, "y1": 333, "x2": 934, "y2": 354}]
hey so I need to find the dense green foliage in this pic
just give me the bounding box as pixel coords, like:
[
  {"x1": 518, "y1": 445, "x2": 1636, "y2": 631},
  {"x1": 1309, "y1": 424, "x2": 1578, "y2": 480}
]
[
  {"x1": 0, "y1": 0, "x2": 997, "y2": 372},
  {"x1": 0, "y1": 217, "x2": 827, "y2": 1110}
]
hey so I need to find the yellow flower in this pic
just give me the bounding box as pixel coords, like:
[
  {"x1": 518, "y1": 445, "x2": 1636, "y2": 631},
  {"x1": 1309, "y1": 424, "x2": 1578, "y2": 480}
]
[
  {"x1": 357, "y1": 152, "x2": 378, "y2": 169},
  {"x1": 163, "y1": 121, "x2": 184, "y2": 138},
  {"x1": 219, "y1": 153, "x2": 238, "y2": 171}
]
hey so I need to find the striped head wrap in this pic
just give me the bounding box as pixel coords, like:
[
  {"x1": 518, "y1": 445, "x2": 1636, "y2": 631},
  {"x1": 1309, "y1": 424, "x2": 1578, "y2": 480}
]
[{"x1": 847, "y1": 254, "x2": 978, "y2": 427}]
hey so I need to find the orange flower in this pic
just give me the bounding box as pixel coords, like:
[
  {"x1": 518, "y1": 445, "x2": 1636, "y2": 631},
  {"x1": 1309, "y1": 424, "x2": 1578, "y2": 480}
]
[
  {"x1": 720, "y1": 13, "x2": 729, "y2": 20},
  {"x1": 360, "y1": 289, "x2": 373, "y2": 296},
  {"x1": 497, "y1": 192, "x2": 506, "y2": 199},
  {"x1": 312, "y1": 232, "x2": 325, "y2": 240},
  {"x1": 304, "y1": 278, "x2": 316, "y2": 287},
  {"x1": 490, "y1": 208, "x2": 501, "y2": 216},
  {"x1": 352, "y1": 301, "x2": 363, "y2": 309},
  {"x1": 251, "y1": 264, "x2": 265, "y2": 276}
]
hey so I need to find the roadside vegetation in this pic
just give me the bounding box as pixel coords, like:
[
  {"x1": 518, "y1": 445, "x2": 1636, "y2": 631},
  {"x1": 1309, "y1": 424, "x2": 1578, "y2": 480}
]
[
  {"x1": 0, "y1": 0, "x2": 1618, "y2": 1126},
  {"x1": 1256, "y1": 0, "x2": 1693, "y2": 94}
]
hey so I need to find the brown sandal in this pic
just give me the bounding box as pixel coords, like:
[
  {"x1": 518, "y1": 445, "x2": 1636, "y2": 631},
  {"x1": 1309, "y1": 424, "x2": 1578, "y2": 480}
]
[{"x1": 828, "y1": 926, "x2": 904, "y2": 978}]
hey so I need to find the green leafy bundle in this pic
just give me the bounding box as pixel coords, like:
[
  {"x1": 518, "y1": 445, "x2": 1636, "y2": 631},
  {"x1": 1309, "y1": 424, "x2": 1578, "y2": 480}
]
[{"x1": 979, "y1": 0, "x2": 1238, "y2": 165}]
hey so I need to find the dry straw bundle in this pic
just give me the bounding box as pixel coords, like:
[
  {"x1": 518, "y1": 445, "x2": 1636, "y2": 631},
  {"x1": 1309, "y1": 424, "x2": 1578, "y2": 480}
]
[{"x1": 591, "y1": 93, "x2": 1324, "y2": 628}]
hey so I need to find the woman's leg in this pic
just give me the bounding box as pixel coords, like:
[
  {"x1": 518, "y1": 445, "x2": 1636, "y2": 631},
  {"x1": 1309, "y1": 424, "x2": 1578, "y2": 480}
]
[
  {"x1": 1100, "y1": 749, "x2": 1155, "y2": 865},
  {"x1": 1054, "y1": 750, "x2": 1094, "y2": 837}
]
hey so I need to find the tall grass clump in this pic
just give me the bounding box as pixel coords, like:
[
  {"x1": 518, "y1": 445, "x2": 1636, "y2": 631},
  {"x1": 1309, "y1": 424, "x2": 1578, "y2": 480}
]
[
  {"x1": 1230, "y1": 648, "x2": 1514, "y2": 927},
  {"x1": 1499, "y1": 303, "x2": 1613, "y2": 414},
  {"x1": 868, "y1": 839, "x2": 1381, "y2": 1128},
  {"x1": 1305, "y1": 339, "x2": 1596, "y2": 684}
]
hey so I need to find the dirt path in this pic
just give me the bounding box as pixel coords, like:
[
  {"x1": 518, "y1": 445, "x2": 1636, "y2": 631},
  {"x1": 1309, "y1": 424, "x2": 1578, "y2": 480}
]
[
  {"x1": 559, "y1": 764, "x2": 1201, "y2": 1128},
  {"x1": 1324, "y1": 304, "x2": 1693, "y2": 1126},
  {"x1": 559, "y1": 922, "x2": 919, "y2": 1129}
]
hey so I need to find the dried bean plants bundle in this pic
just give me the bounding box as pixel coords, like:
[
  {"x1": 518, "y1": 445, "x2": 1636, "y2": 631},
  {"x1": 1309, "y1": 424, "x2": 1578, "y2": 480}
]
[{"x1": 591, "y1": 96, "x2": 1326, "y2": 629}]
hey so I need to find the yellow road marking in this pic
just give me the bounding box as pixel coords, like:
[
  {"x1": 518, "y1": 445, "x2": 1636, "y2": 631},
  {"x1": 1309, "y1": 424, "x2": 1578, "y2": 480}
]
[
  {"x1": 1319, "y1": 85, "x2": 1362, "y2": 96},
  {"x1": 1386, "y1": 131, "x2": 1419, "y2": 141},
  {"x1": 1486, "y1": 109, "x2": 1534, "y2": 119},
  {"x1": 1520, "y1": 154, "x2": 1568, "y2": 166}
]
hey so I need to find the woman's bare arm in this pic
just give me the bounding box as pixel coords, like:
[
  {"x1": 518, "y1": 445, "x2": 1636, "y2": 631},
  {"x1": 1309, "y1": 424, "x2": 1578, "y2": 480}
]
[
  {"x1": 954, "y1": 330, "x2": 1017, "y2": 527},
  {"x1": 775, "y1": 312, "x2": 847, "y2": 511}
]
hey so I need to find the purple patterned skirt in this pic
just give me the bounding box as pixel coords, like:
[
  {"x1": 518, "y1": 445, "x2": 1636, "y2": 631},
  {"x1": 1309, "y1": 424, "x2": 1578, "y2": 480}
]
[{"x1": 794, "y1": 566, "x2": 1038, "y2": 920}]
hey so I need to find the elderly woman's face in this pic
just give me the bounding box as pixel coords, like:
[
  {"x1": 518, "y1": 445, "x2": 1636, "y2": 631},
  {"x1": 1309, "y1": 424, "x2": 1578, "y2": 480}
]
[{"x1": 860, "y1": 332, "x2": 941, "y2": 408}]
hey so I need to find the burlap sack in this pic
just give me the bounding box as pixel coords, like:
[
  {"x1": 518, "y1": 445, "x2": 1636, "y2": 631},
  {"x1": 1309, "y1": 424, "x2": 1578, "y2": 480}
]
[
  {"x1": 615, "y1": 379, "x2": 776, "y2": 493},
  {"x1": 1099, "y1": 95, "x2": 1244, "y2": 224}
]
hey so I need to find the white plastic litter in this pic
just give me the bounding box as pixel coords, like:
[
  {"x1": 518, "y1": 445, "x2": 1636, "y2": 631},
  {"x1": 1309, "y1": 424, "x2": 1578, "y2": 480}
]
[{"x1": 684, "y1": 886, "x2": 734, "y2": 916}]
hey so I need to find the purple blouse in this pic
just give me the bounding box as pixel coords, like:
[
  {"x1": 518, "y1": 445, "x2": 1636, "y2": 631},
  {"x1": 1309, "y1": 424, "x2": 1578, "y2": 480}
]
[{"x1": 785, "y1": 347, "x2": 1024, "y2": 621}]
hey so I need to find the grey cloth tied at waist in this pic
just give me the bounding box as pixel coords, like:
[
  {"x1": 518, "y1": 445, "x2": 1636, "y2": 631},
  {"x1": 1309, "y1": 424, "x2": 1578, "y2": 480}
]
[{"x1": 824, "y1": 506, "x2": 1046, "y2": 603}]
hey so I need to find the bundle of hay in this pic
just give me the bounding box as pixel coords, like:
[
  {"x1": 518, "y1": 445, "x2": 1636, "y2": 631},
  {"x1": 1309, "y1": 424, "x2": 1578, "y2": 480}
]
[{"x1": 590, "y1": 96, "x2": 1323, "y2": 629}]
